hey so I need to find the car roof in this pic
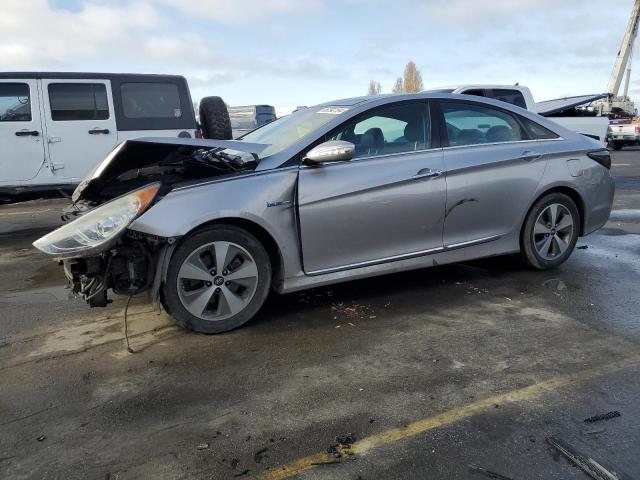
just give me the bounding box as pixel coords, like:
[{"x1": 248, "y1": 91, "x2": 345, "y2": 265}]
[{"x1": 0, "y1": 71, "x2": 187, "y2": 81}]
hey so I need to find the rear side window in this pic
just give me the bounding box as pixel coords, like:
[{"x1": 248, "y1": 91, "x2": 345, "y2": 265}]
[
  {"x1": 442, "y1": 102, "x2": 524, "y2": 146},
  {"x1": 486, "y1": 89, "x2": 527, "y2": 109},
  {"x1": 49, "y1": 83, "x2": 109, "y2": 121},
  {"x1": 121, "y1": 83, "x2": 182, "y2": 119},
  {"x1": 520, "y1": 116, "x2": 560, "y2": 139},
  {"x1": 0, "y1": 83, "x2": 31, "y2": 122}
]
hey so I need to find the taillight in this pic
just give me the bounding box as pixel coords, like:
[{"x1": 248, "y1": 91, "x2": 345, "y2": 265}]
[
  {"x1": 587, "y1": 150, "x2": 611, "y2": 169},
  {"x1": 195, "y1": 129, "x2": 203, "y2": 139},
  {"x1": 635, "y1": 126, "x2": 640, "y2": 134}
]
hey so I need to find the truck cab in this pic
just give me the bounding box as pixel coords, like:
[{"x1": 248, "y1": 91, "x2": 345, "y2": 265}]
[{"x1": 0, "y1": 72, "x2": 196, "y2": 200}]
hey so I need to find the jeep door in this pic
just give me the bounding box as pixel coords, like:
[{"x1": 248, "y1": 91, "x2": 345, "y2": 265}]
[
  {"x1": 41, "y1": 79, "x2": 117, "y2": 183},
  {"x1": 0, "y1": 79, "x2": 46, "y2": 183},
  {"x1": 297, "y1": 101, "x2": 446, "y2": 274}
]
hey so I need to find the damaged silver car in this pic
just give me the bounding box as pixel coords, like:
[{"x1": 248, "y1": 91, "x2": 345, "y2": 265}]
[{"x1": 34, "y1": 93, "x2": 614, "y2": 333}]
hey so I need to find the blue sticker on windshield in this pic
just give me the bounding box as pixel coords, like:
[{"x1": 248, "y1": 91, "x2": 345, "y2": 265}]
[{"x1": 174, "y1": 108, "x2": 182, "y2": 118}]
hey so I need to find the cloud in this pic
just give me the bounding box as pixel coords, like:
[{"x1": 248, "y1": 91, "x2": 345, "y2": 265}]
[
  {"x1": 0, "y1": 0, "x2": 160, "y2": 69},
  {"x1": 154, "y1": 0, "x2": 324, "y2": 23}
]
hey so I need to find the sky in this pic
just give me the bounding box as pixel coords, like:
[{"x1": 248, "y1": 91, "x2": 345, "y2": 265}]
[{"x1": 0, "y1": 0, "x2": 637, "y2": 108}]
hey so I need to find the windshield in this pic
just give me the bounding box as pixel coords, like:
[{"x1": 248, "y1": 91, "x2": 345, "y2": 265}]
[{"x1": 241, "y1": 106, "x2": 350, "y2": 157}]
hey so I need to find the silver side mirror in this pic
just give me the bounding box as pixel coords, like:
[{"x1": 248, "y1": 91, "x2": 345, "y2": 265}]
[{"x1": 303, "y1": 140, "x2": 355, "y2": 165}]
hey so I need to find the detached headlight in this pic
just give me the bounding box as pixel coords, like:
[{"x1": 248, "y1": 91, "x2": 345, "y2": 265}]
[{"x1": 34, "y1": 183, "x2": 160, "y2": 258}]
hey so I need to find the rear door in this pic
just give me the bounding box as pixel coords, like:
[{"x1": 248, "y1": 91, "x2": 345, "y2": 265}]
[
  {"x1": 41, "y1": 79, "x2": 117, "y2": 183},
  {"x1": 298, "y1": 101, "x2": 446, "y2": 274},
  {"x1": 0, "y1": 79, "x2": 46, "y2": 182},
  {"x1": 439, "y1": 100, "x2": 550, "y2": 247}
]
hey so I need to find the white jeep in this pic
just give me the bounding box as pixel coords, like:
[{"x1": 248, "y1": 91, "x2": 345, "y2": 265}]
[{"x1": 0, "y1": 73, "x2": 197, "y2": 201}]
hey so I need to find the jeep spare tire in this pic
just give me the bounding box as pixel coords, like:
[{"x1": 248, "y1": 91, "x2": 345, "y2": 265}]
[{"x1": 199, "y1": 96, "x2": 232, "y2": 140}]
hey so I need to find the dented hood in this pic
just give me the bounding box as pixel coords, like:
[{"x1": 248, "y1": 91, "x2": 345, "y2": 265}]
[{"x1": 72, "y1": 137, "x2": 269, "y2": 202}]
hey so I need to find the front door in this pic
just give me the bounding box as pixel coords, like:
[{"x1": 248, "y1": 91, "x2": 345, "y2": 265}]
[
  {"x1": 41, "y1": 79, "x2": 117, "y2": 183},
  {"x1": 298, "y1": 101, "x2": 446, "y2": 274},
  {"x1": 0, "y1": 79, "x2": 46, "y2": 182}
]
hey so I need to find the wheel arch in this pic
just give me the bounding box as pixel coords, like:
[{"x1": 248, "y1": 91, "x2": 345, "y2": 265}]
[
  {"x1": 181, "y1": 217, "x2": 285, "y2": 288},
  {"x1": 522, "y1": 185, "x2": 587, "y2": 238}
]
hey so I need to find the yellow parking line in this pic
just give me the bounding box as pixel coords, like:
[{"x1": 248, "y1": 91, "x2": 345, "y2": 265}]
[{"x1": 256, "y1": 355, "x2": 640, "y2": 480}]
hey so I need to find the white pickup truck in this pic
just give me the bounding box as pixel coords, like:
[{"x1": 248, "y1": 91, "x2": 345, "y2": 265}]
[
  {"x1": 424, "y1": 85, "x2": 610, "y2": 144},
  {"x1": 0, "y1": 72, "x2": 198, "y2": 201},
  {"x1": 607, "y1": 120, "x2": 640, "y2": 150}
]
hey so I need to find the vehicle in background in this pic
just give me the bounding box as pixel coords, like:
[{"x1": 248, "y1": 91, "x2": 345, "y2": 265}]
[
  {"x1": 424, "y1": 85, "x2": 609, "y2": 144},
  {"x1": 607, "y1": 118, "x2": 640, "y2": 150},
  {"x1": 34, "y1": 92, "x2": 613, "y2": 334},
  {"x1": 228, "y1": 105, "x2": 276, "y2": 138},
  {"x1": 0, "y1": 73, "x2": 196, "y2": 201}
]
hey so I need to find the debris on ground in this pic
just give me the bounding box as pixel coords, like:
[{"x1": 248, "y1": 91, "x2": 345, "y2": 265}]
[
  {"x1": 326, "y1": 433, "x2": 357, "y2": 459},
  {"x1": 331, "y1": 302, "x2": 375, "y2": 320},
  {"x1": 543, "y1": 279, "x2": 567, "y2": 291},
  {"x1": 36, "y1": 435, "x2": 46, "y2": 442},
  {"x1": 336, "y1": 433, "x2": 356, "y2": 446},
  {"x1": 546, "y1": 436, "x2": 625, "y2": 480},
  {"x1": 233, "y1": 469, "x2": 250, "y2": 477},
  {"x1": 254, "y1": 447, "x2": 268, "y2": 464},
  {"x1": 584, "y1": 411, "x2": 621, "y2": 424},
  {"x1": 577, "y1": 245, "x2": 589, "y2": 250},
  {"x1": 583, "y1": 428, "x2": 605, "y2": 436},
  {"x1": 196, "y1": 443, "x2": 209, "y2": 450},
  {"x1": 469, "y1": 465, "x2": 515, "y2": 480}
]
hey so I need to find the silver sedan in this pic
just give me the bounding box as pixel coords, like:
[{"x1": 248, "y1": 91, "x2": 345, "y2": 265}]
[{"x1": 34, "y1": 93, "x2": 614, "y2": 333}]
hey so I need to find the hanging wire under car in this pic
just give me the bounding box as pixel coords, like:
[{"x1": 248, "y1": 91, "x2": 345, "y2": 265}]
[{"x1": 124, "y1": 295, "x2": 135, "y2": 354}]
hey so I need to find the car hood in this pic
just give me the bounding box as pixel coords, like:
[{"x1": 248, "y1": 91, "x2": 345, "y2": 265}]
[{"x1": 72, "y1": 137, "x2": 269, "y2": 203}]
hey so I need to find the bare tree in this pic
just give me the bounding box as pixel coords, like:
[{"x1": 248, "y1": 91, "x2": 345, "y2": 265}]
[
  {"x1": 402, "y1": 61, "x2": 423, "y2": 93},
  {"x1": 392, "y1": 77, "x2": 404, "y2": 93},
  {"x1": 367, "y1": 79, "x2": 382, "y2": 96}
]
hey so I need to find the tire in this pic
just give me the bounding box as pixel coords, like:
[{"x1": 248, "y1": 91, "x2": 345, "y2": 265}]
[
  {"x1": 612, "y1": 141, "x2": 623, "y2": 151},
  {"x1": 199, "y1": 96, "x2": 232, "y2": 140},
  {"x1": 162, "y1": 225, "x2": 271, "y2": 333},
  {"x1": 520, "y1": 193, "x2": 580, "y2": 270}
]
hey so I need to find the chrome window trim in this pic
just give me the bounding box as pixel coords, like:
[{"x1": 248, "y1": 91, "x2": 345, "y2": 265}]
[
  {"x1": 299, "y1": 146, "x2": 442, "y2": 169},
  {"x1": 306, "y1": 234, "x2": 503, "y2": 276},
  {"x1": 442, "y1": 137, "x2": 564, "y2": 152}
]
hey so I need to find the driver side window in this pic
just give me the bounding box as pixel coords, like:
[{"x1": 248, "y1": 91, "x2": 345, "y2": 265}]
[{"x1": 327, "y1": 102, "x2": 429, "y2": 159}]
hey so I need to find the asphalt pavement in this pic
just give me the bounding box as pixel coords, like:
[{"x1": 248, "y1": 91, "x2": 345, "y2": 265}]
[{"x1": 1, "y1": 149, "x2": 639, "y2": 480}]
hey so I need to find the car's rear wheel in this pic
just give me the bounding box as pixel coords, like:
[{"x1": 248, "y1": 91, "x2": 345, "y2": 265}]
[
  {"x1": 521, "y1": 193, "x2": 580, "y2": 270},
  {"x1": 612, "y1": 141, "x2": 623, "y2": 151},
  {"x1": 162, "y1": 225, "x2": 271, "y2": 333}
]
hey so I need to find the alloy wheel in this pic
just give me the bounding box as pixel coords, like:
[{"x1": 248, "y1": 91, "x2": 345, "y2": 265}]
[
  {"x1": 177, "y1": 241, "x2": 259, "y2": 321},
  {"x1": 532, "y1": 203, "x2": 574, "y2": 261}
]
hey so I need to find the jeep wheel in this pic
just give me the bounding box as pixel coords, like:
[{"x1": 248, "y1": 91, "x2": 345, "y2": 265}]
[{"x1": 199, "y1": 96, "x2": 232, "y2": 140}]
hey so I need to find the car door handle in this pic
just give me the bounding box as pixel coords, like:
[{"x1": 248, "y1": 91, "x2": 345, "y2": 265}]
[
  {"x1": 88, "y1": 128, "x2": 110, "y2": 134},
  {"x1": 15, "y1": 130, "x2": 39, "y2": 137},
  {"x1": 413, "y1": 168, "x2": 443, "y2": 179},
  {"x1": 519, "y1": 150, "x2": 543, "y2": 162}
]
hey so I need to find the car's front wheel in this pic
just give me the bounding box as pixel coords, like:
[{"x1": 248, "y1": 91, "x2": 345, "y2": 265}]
[
  {"x1": 520, "y1": 193, "x2": 580, "y2": 270},
  {"x1": 162, "y1": 225, "x2": 271, "y2": 333}
]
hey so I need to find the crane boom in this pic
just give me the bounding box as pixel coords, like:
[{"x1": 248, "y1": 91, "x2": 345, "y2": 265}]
[{"x1": 608, "y1": 0, "x2": 640, "y2": 96}]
